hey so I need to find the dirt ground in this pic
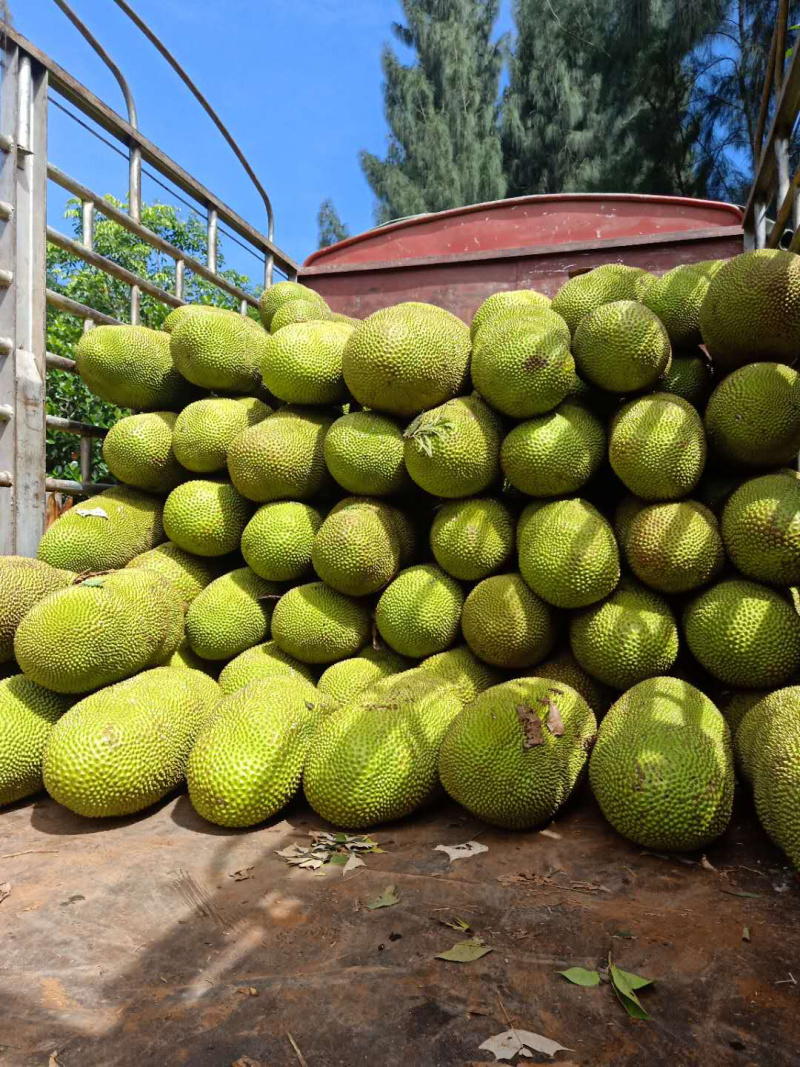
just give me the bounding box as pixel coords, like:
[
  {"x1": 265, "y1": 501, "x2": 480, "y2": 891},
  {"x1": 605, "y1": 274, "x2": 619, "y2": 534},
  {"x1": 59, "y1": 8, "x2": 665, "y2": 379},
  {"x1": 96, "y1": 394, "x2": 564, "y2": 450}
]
[{"x1": 1, "y1": 784, "x2": 798, "y2": 1067}]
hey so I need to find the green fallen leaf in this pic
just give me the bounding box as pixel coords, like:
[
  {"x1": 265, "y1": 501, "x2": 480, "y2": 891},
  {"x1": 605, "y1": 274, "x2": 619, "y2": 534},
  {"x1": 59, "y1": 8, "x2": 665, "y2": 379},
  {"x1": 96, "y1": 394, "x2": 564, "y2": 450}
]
[
  {"x1": 558, "y1": 966, "x2": 601, "y2": 987},
  {"x1": 614, "y1": 929, "x2": 635, "y2": 939},
  {"x1": 366, "y1": 885, "x2": 399, "y2": 910},
  {"x1": 328, "y1": 854, "x2": 348, "y2": 866},
  {"x1": 435, "y1": 937, "x2": 493, "y2": 962},
  {"x1": 438, "y1": 916, "x2": 471, "y2": 933},
  {"x1": 609, "y1": 958, "x2": 654, "y2": 1020}
]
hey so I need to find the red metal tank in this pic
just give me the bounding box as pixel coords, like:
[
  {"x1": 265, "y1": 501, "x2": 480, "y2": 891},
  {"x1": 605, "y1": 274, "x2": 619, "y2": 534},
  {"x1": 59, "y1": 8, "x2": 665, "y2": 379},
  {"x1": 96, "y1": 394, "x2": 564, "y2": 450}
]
[{"x1": 300, "y1": 193, "x2": 743, "y2": 322}]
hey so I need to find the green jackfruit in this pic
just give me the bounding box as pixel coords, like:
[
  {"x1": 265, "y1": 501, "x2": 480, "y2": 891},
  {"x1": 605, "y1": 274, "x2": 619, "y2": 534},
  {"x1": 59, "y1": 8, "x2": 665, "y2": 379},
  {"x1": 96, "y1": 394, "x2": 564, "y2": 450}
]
[
  {"x1": 43, "y1": 667, "x2": 221, "y2": 817},
  {"x1": 718, "y1": 688, "x2": 767, "y2": 741},
  {"x1": 0, "y1": 675, "x2": 72, "y2": 805},
  {"x1": 613, "y1": 495, "x2": 649, "y2": 558},
  {"x1": 271, "y1": 582, "x2": 371, "y2": 665},
  {"x1": 589, "y1": 676, "x2": 733, "y2": 851},
  {"x1": 170, "y1": 309, "x2": 268, "y2": 393},
  {"x1": 626, "y1": 500, "x2": 724, "y2": 593},
  {"x1": 323, "y1": 411, "x2": 409, "y2": 496},
  {"x1": 470, "y1": 289, "x2": 551, "y2": 337},
  {"x1": 261, "y1": 321, "x2": 352, "y2": 404},
  {"x1": 573, "y1": 300, "x2": 671, "y2": 393},
  {"x1": 163, "y1": 478, "x2": 251, "y2": 556},
  {"x1": 165, "y1": 638, "x2": 213, "y2": 674},
  {"x1": 705, "y1": 363, "x2": 800, "y2": 468},
  {"x1": 172, "y1": 397, "x2": 271, "y2": 474},
  {"x1": 227, "y1": 406, "x2": 334, "y2": 503},
  {"x1": 658, "y1": 351, "x2": 713, "y2": 408},
  {"x1": 417, "y1": 645, "x2": 500, "y2": 706},
  {"x1": 429, "y1": 497, "x2": 514, "y2": 580},
  {"x1": 747, "y1": 688, "x2": 800, "y2": 869},
  {"x1": 102, "y1": 412, "x2": 185, "y2": 493},
  {"x1": 610, "y1": 393, "x2": 706, "y2": 500},
  {"x1": 75, "y1": 324, "x2": 193, "y2": 410},
  {"x1": 241, "y1": 501, "x2": 323, "y2": 582},
  {"x1": 501, "y1": 400, "x2": 606, "y2": 497},
  {"x1": 438, "y1": 678, "x2": 597, "y2": 829},
  {"x1": 327, "y1": 497, "x2": 417, "y2": 565},
  {"x1": 312, "y1": 499, "x2": 402, "y2": 596},
  {"x1": 643, "y1": 260, "x2": 724, "y2": 347},
  {"x1": 0, "y1": 557, "x2": 75, "y2": 662},
  {"x1": 218, "y1": 640, "x2": 317, "y2": 694},
  {"x1": 317, "y1": 647, "x2": 408, "y2": 703},
  {"x1": 186, "y1": 567, "x2": 279, "y2": 661},
  {"x1": 462, "y1": 573, "x2": 556, "y2": 669},
  {"x1": 551, "y1": 264, "x2": 656, "y2": 335},
  {"x1": 403, "y1": 395, "x2": 502, "y2": 498},
  {"x1": 258, "y1": 280, "x2": 327, "y2": 331},
  {"x1": 722, "y1": 471, "x2": 800, "y2": 585},
  {"x1": 162, "y1": 304, "x2": 237, "y2": 334},
  {"x1": 269, "y1": 300, "x2": 332, "y2": 333},
  {"x1": 530, "y1": 651, "x2": 614, "y2": 717},
  {"x1": 375, "y1": 564, "x2": 464, "y2": 658},
  {"x1": 125, "y1": 542, "x2": 218, "y2": 603}
]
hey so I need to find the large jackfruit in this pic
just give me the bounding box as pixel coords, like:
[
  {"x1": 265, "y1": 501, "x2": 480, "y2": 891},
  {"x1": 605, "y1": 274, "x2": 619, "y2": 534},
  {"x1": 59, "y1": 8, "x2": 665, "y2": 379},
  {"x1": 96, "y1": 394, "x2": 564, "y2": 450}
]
[
  {"x1": 227, "y1": 406, "x2": 334, "y2": 503},
  {"x1": 162, "y1": 303, "x2": 237, "y2": 334},
  {"x1": 722, "y1": 471, "x2": 800, "y2": 585},
  {"x1": 269, "y1": 299, "x2": 332, "y2": 332},
  {"x1": 172, "y1": 397, "x2": 271, "y2": 474},
  {"x1": 626, "y1": 500, "x2": 725, "y2": 593},
  {"x1": 163, "y1": 478, "x2": 252, "y2": 556},
  {"x1": 261, "y1": 321, "x2": 352, "y2": 404},
  {"x1": 317, "y1": 647, "x2": 408, "y2": 703},
  {"x1": 324, "y1": 411, "x2": 409, "y2": 497},
  {"x1": 312, "y1": 499, "x2": 403, "y2": 596},
  {"x1": 609, "y1": 393, "x2": 706, "y2": 501},
  {"x1": 501, "y1": 400, "x2": 605, "y2": 497},
  {"x1": 102, "y1": 411, "x2": 185, "y2": 493},
  {"x1": 551, "y1": 263, "x2": 656, "y2": 335},
  {"x1": 704, "y1": 362, "x2": 800, "y2": 467},
  {"x1": 218, "y1": 640, "x2": 317, "y2": 694},
  {"x1": 375, "y1": 564, "x2": 464, "y2": 658},
  {"x1": 0, "y1": 557, "x2": 76, "y2": 663},
  {"x1": 429, "y1": 497, "x2": 514, "y2": 581},
  {"x1": 241, "y1": 501, "x2": 323, "y2": 582},
  {"x1": 403, "y1": 395, "x2": 502, "y2": 498},
  {"x1": 43, "y1": 667, "x2": 221, "y2": 817},
  {"x1": 643, "y1": 260, "x2": 724, "y2": 348},
  {"x1": 461, "y1": 573, "x2": 556, "y2": 669},
  {"x1": 530, "y1": 651, "x2": 614, "y2": 717},
  {"x1": 75, "y1": 324, "x2": 193, "y2": 410},
  {"x1": 186, "y1": 567, "x2": 279, "y2": 661},
  {"x1": 658, "y1": 351, "x2": 713, "y2": 408},
  {"x1": 170, "y1": 308, "x2": 268, "y2": 393},
  {"x1": 125, "y1": 542, "x2": 218, "y2": 603},
  {"x1": 258, "y1": 280, "x2": 328, "y2": 331},
  {"x1": 470, "y1": 289, "x2": 551, "y2": 340},
  {"x1": 416, "y1": 645, "x2": 500, "y2": 706},
  {"x1": 573, "y1": 300, "x2": 671, "y2": 393},
  {"x1": 271, "y1": 582, "x2": 371, "y2": 665},
  {"x1": 0, "y1": 675, "x2": 73, "y2": 805}
]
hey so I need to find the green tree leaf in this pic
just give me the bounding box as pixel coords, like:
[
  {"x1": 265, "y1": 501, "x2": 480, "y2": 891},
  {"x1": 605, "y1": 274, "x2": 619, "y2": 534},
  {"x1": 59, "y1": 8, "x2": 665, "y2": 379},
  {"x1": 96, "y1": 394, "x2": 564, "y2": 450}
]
[
  {"x1": 558, "y1": 966, "x2": 601, "y2": 986},
  {"x1": 435, "y1": 937, "x2": 493, "y2": 962}
]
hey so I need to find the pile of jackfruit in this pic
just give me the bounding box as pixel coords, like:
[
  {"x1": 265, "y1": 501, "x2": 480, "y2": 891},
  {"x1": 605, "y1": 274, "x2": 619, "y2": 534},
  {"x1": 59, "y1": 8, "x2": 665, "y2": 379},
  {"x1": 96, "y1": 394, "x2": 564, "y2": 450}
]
[{"x1": 2, "y1": 248, "x2": 800, "y2": 870}]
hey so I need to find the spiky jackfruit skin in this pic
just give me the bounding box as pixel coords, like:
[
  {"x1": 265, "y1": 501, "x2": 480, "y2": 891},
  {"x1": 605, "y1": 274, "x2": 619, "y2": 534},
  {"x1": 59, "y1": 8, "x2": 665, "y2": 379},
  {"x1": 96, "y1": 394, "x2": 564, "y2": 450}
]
[
  {"x1": 185, "y1": 567, "x2": 278, "y2": 662},
  {"x1": 162, "y1": 304, "x2": 237, "y2": 334},
  {"x1": 37, "y1": 486, "x2": 165, "y2": 572},
  {"x1": 165, "y1": 638, "x2": 213, "y2": 673},
  {"x1": 746, "y1": 690, "x2": 800, "y2": 869},
  {"x1": 573, "y1": 300, "x2": 671, "y2": 393},
  {"x1": 261, "y1": 321, "x2": 352, "y2": 404},
  {"x1": 304, "y1": 675, "x2": 463, "y2": 829},
  {"x1": 530, "y1": 652, "x2": 614, "y2": 717},
  {"x1": 518, "y1": 498, "x2": 620, "y2": 609},
  {"x1": 218, "y1": 641, "x2": 317, "y2": 694},
  {"x1": 342, "y1": 303, "x2": 471, "y2": 417},
  {"x1": 187, "y1": 676, "x2": 330, "y2": 827},
  {"x1": 328, "y1": 497, "x2": 417, "y2": 565},
  {"x1": 241, "y1": 501, "x2": 323, "y2": 582},
  {"x1": 375, "y1": 564, "x2": 464, "y2": 658},
  {"x1": 403, "y1": 395, "x2": 502, "y2": 498},
  {"x1": 0, "y1": 558, "x2": 76, "y2": 662},
  {"x1": 643, "y1": 260, "x2": 724, "y2": 347},
  {"x1": 227, "y1": 407, "x2": 334, "y2": 503},
  {"x1": 684, "y1": 579, "x2": 800, "y2": 688},
  {"x1": 613, "y1": 495, "x2": 649, "y2": 558},
  {"x1": 323, "y1": 411, "x2": 409, "y2": 496},
  {"x1": 269, "y1": 300, "x2": 332, "y2": 333},
  {"x1": 699, "y1": 249, "x2": 800, "y2": 370},
  {"x1": 430, "y1": 497, "x2": 514, "y2": 580},
  {"x1": 626, "y1": 500, "x2": 724, "y2": 593},
  {"x1": 551, "y1": 264, "x2": 656, "y2": 335},
  {"x1": 102, "y1": 412, "x2": 185, "y2": 493},
  {"x1": 705, "y1": 363, "x2": 800, "y2": 468},
  {"x1": 589, "y1": 677, "x2": 733, "y2": 851},
  {"x1": 75, "y1": 324, "x2": 193, "y2": 410},
  {"x1": 329, "y1": 312, "x2": 361, "y2": 327},
  {"x1": 658, "y1": 351, "x2": 713, "y2": 408},
  {"x1": 43, "y1": 667, "x2": 221, "y2": 817},
  {"x1": 461, "y1": 573, "x2": 556, "y2": 669},
  {"x1": 258, "y1": 281, "x2": 327, "y2": 331},
  {"x1": 15, "y1": 570, "x2": 184, "y2": 694},
  {"x1": 317, "y1": 647, "x2": 408, "y2": 703},
  {"x1": 125, "y1": 542, "x2": 218, "y2": 603},
  {"x1": 0, "y1": 676, "x2": 73, "y2": 805},
  {"x1": 312, "y1": 500, "x2": 402, "y2": 596},
  {"x1": 172, "y1": 397, "x2": 271, "y2": 474},
  {"x1": 438, "y1": 678, "x2": 597, "y2": 829},
  {"x1": 163, "y1": 479, "x2": 251, "y2": 556},
  {"x1": 570, "y1": 580, "x2": 679, "y2": 690},
  {"x1": 718, "y1": 688, "x2": 767, "y2": 743},
  {"x1": 609, "y1": 393, "x2": 706, "y2": 501},
  {"x1": 417, "y1": 645, "x2": 500, "y2": 706},
  {"x1": 470, "y1": 289, "x2": 551, "y2": 340},
  {"x1": 501, "y1": 400, "x2": 605, "y2": 497},
  {"x1": 271, "y1": 582, "x2": 371, "y2": 665},
  {"x1": 471, "y1": 311, "x2": 575, "y2": 418},
  {"x1": 722, "y1": 472, "x2": 800, "y2": 585},
  {"x1": 170, "y1": 309, "x2": 268, "y2": 393}
]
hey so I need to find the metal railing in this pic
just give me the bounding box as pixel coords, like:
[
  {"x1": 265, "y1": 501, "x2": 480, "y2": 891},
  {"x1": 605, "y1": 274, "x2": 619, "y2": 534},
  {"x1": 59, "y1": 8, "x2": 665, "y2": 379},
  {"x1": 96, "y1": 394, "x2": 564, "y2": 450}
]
[
  {"x1": 743, "y1": 0, "x2": 800, "y2": 249},
  {"x1": 0, "y1": 21, "x2": 298, "y2": 556}
]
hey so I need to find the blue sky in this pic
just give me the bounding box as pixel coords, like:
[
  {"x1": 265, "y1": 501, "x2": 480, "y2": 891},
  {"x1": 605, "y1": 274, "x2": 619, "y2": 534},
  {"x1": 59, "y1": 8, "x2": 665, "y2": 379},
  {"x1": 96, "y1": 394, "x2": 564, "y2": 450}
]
[{"x1": 15, "y1": 0, "x2": 513, "y2": 279}]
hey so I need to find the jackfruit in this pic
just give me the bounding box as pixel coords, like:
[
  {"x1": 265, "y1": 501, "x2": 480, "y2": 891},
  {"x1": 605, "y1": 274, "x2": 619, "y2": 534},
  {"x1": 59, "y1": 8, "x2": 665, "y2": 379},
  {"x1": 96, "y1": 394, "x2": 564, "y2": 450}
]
[
  {"x1": 312, "y1": 499, "x2": 402, "y2": 596},
  {"x1": 328, "y1": 497, "x2": 417, "y2": 564},
  {"x1": 324, "y1": 411, "x2": 409, "y2": 496},
  {"x1": 75, "y1": 324, "x2": 193, "y2": 410},
  {"x1": 102, "y1": 411, "x2": 185, "y2": 493},
  {"x1": 0, "y1": 558, "x2": 75, "y2": 662},
  {"x1": 271, "y1": 582, "x2": 371, "y2": 665},
  {"x1": 342, "y1": 303, "x2": 470, "y2": 417},
  {"x1": 570, "y1": 579, "x2": 679, "y2": 690},
  {"x1": 37, "y1": 486, "x2": 165, "y2": 572},
  {"x1": 461, "y1": 573, "x2": 556, "y2": 669},
  {"x1": 269, "y1": 300, "x2": 332, "y2": 333},
  {"x1": 643, "y1": 260, "x2": 724, "y2": 347},
  {"x1": 218, "y1": 640, "x2": 317, "y2": 694},
  {"x1": 304, "y1": 674, "x2": 463, "y2": 828},
  {"x1": 258, "y1": 280, "x2": 328, "y2": 331},
  {"x1": 15, "y1": 570, "x2": 184, "y2": 694},
  {"x1": 241, "y1": 501, "x2": 323, "y2": 582},
  {"x1": 0, "y1": 675, "x2": 72, "y2": 805},
  {"x1": 170, "y1": 309, "x2": 268, "y2": 393},
  {"x1": 187, "y1": 676, "x2": 330, "y2": 827},
  {"x1": 683, "y1": 578, "x2": 800, "y2": 687},
  {"x1": 172, "y1": 397, "x2": 271, "y2": 474},
  {"x1": 329, "y1": 312, "x2": 361, "y2": 327},
  {"x1": 613, "y1": 495, "x2": 648, "y2": 557},
  {"x1": 403, "y1": 395, "x2": 502, "y2": 498},
  {"x1": 470, "y1": 289, "x2": 551, "y2": 340},
  {"x1": 375, "y1": 564, "x2": 464, "y2": 658},
  {"x1": 317, "y1": 647, "x2": 408, "y2": 703},
  {"x1": 658, "y1": 351, "x2": 713, "y2": 408},
  {"x1": 589, "y1": 676, "x2": 733, "y2": 851},
  {"x1": 471, "y1": 310, "x2": 575, "y2": 418},
  {"x1": 165, "y1": 638, "x2": 213, "y2": 673},
  {"x1": 722, "y1": 471, "x2": 800, "y2": 585},
  {"x1": 43, "y1": 666, "x2": 221, "y2": 817},
  {"x1": 747, "y1": 689, "x2": 800, "y2": 869},
  {"x1": 718, "y1": 688, "x2": 767, "y2": 739},
  {"x1": 227, "y1": 406, "x2": 334, "y2": 503},
  {"x1": 501, "y1": 400, "x2": 605, "y2": 497},
  {"x1": 626, "y1": 500, "x2": 724, "y2": 593},
  {"x1": 704, "y1": 363, "x2": 800, "y2": 467},
  {"x1": 518, "y1": 498, "x2": 619, "y2": 608},
  {"x1": 551, "y1": 264, "x2": 656, "y2": 335},
  {"x1": 163, "y1": 478, "x2": 251, "y2": 556},
  {"x1": 162, "y1": 304, "x2": 237, "y2": 334},
  {"x1": 699, "y1": 249, "x2": 800, "y2": 370},
  {"x1": 186, "y1": 567, "x2": 279, "y2": 661},
  {"x1": 125, "y1": 542, "x2": 218, "y2": 603},
  {"x1": 609, "y1": 393, "x2": 706, "y2": 500},
  {"x1": 530, "y1": 651, "x2": 613, "y2": 717},
  {"x1": 261, "y1": 321, "x2": 351, "y2": 405},
  {"x1": 438, "y1": 678, "x2": 597, "y2": 829},
  {"x1": 429, "y1": 497, "x2": 514, "y2": 580},
  {"x1": 417, "y1": 645, "x2": 500, "y2": 706},
  {"x1": 573, "y1": 300, "x2": 671, "y2": 393}
]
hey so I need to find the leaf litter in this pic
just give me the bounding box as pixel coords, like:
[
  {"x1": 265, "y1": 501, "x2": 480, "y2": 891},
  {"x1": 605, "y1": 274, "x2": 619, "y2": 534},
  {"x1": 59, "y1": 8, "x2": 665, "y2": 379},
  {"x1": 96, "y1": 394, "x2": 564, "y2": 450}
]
[
  {"x1": 275, "y1": 831, "x2": 383, "y2": 874},
  {"x1": 366, "y1": 885, "x2": 399, "y2": 910},
  {"x1": 608, "y1": 955, "x2": 655, "y2": 1020},
  {"x1": 434, "y1": 840, "x2": 488, "y2": 862},
  {"x1": 435, "y1": 937, "x2": 493, "y2": 962},
  {"x1": 479, "y1": 1029, "x2": 573, "y2": 1060},
  {"x1": 559, "y1": 966, "x2": 601, "y2": 987}
]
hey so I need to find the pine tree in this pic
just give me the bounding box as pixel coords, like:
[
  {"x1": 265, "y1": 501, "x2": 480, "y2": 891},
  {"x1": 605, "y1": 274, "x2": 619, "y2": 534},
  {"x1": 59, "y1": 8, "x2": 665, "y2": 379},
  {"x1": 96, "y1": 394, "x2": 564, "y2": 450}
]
[
  {"x1": 360, "y1": 0, "x2": 507, "y2": 224},
  {"x1": 317, "y1": 199, "x2": 350, "y2": 248}
]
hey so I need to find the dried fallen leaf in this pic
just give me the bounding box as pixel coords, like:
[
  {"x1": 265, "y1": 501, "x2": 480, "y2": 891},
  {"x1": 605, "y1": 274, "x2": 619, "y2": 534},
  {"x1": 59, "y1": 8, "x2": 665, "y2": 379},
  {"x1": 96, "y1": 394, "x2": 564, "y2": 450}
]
[
  {"x1": 516, "y1": 704, "x2": 544, "y2": 747},
  {"x1": 479, "y1": 1028, "x2": 574, "y2": 1060},
  {"x1": 48, "y1": 1053, "x2": 60, "y2": 1067},
  {"x1": 436, "y1": 937, "x2": 493, "y2": 962},
  {"x1": 249, "y1": 987, "x2": 258, "y2": 996},
  {"x1": 275, "y1": 845, "x2": 307, "y2": 860},
  {"x1": 366, "y1": 885, "x2": 399, "y2": 910},
  {"x1": 0, "y1": 883, "x2": 10, "y2": 905},
  {"x1": 342, "y1": 853, "x2": 365, "y2": 876},
  {"x1": 438, "y1": 916, "x2": 471, "y2": 933},
  {"x1": 541, "y1": 691, "x2": 566, "y2": 736},
  {"x1": 700, "y1": 855, "x2": 717, "y2": 872},
  {"x1": 539, "y1": 828, "x2": 562, "y2": 840},
  {"x1": 75, "y1": 506, "x2": 108, "y2": 519},
  {"x1": 231, "y1": 1057, "x2": 262, "y2": 1067},
  {"x1": 742, "y1": 926, "x2": 751, "y2": 942},
  {"x1": 558, "y1": 966, "x2": 601, "y2": 987},
  {"x1": 229, "y1": 867, "x2": 254, "y2": 882},
  {"x1": 434, "y1": 840, "x2": 488, "y2": 863}
]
